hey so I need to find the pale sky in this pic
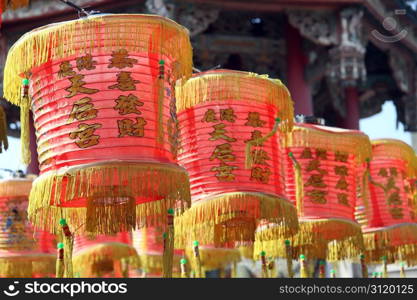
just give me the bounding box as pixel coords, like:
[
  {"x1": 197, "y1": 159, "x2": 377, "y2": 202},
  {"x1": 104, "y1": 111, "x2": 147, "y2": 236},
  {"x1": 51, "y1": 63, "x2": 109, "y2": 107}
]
[{"x1": 0, "y1": 100, "x2": 413, "y2": 173}]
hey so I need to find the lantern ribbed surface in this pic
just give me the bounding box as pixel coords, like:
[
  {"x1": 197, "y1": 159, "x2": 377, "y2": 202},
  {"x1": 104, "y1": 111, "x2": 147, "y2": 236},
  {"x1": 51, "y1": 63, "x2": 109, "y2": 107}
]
[
  {"x1": 3, "y1": 14, "x2": 193, "y2": 235},
  {"x1": 73, "y1": 232, "x2": 137, "y2": 277},
  {"x1": 255, "y1": 123, "x2": 372, "y2": 261},
  {"x1": 133, "y1": 227, "x2": 184, "y2": 276},
  {"x1": 0, "y1": 178, "x2": 55, "y2": 277},
  {"x1": 175, "y1": 69, "x2": 298, "y2": 246},
  {"x1": 362, "y1": 139, "x2": 417, "y2": 263}
]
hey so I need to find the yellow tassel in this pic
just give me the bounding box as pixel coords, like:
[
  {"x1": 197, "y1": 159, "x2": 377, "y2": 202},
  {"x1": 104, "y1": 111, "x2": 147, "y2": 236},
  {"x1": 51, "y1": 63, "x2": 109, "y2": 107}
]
[
  {"x1": 192, "y1": 241, "x2": 203, "y2": 278},
  {"x1": 289, "y1": 152, "x2": 303, "y2": 216},
  {"x1": 180, "y1": 258, "x2": 188, "y2": 278},
  {"x1": 400, "y1": 262, "x2": 406, "y2": 278},
  {"x1": 260, "y1": 251, "x2": 268, "y2": 278},
  {"x1": 319, "y1": 260, "x2": 326, "y2": 278},
  {"x1": 330, "y1": 269, "x2": 336, "y2": 278},
  {"x1": 56, "y1": 243, "x2": 65, "y2": 278},
  {"x1": 0, "y1": 106, "x2": 8, "y2": 153},
  {"x1": 382, "y1": 256, "x2": 388, "y2": 278},
  {"x1": 299, "y1": 255, "x2": 308, "y2": 278},
  {"x1": 20, "y1": 102, "x2": 31, "y2": 165},
  {"x1": 231, "y1": 261, "x2": 238, "y2": 278},
  {"x1": 285, "y1": 240, "x2": 293, "y2": 278},
  {"x1": 245, "y1": 118, "x2": 281, "y2": 169},
  {"x1": 185, "y1": 246, "x2": 241, "y2": 272},
  {"x1": 162, "y1": 209, "x2": 174, "y2": 278},
  {"x1": 360, "y1": 254, "x2": 368, "y2": 278}
]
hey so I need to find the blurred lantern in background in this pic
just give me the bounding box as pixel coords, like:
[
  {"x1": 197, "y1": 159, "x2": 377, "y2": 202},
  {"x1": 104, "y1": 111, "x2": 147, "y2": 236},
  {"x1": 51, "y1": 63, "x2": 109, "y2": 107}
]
[
  {"x1": 72, "y1": 232, "x2": 137, "y2": 278},
  {"x1": 2, "y1": 14, "x2": 192, "y2": 236},
  {"x1": 133, "y1": 227, "x2": 185, "y2": 277},
  {"x1": 254, "y1": 122, "x2": 371, "y2": 277},
  {"x1": 175, "y1": 69, "x2": 298, "y2": 247},
  {"x1": 0, "y1": 177, "x2": 55, "y2": 277},
  {"x1": 0, "y1": 106, "x2": 8, "y2": 153},
  {"x1": 361, "y1": 139, "x2": 417, "y2": 274}
]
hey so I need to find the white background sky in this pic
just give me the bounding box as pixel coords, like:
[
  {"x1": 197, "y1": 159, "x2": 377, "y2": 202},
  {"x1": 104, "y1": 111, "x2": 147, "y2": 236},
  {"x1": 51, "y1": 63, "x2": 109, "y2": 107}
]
[{"x1": 0, "y1": 100, "x2": 413, "y2": 172}]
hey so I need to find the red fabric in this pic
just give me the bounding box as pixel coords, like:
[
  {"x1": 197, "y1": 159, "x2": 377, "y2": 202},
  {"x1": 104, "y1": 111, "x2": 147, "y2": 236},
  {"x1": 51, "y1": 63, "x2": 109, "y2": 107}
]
[
  {"x1": 30, "y1": 53, "x2": 176, "y2": 173},
  {"x1": 178, "y1": 100, "x2": 284, "y2": 203}
]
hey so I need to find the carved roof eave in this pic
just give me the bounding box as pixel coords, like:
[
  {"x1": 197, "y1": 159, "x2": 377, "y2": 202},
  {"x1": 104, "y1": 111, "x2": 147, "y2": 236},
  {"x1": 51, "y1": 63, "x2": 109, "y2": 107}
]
[
  {"x1": 1, "y1": 0, "x2": 135, "y2": 25},
  {"x1": 364, "y1": 0, "x2": 417, "y2": 54}
]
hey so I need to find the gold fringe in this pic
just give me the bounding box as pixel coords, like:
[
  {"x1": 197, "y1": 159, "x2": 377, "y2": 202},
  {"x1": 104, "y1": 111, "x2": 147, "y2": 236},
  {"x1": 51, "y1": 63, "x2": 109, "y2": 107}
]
[
  {"x1": 185, "y1": 247, "x2": 241, "y2": 272},
  {"x1": 371, "y1": 139, "x2": 417, "y2": 177},
  {"x1": 73, "y1": 242, "x2": 137, "y2": 277},
  {"x1": 0, "y1": 254, "x2": 55, "y2": 277},
  {"x1": 327, "y1": 234, "x2": 365, "y2": 261},
  {"x1": 175, "y1": 192, "x2": 298, "y2": 247},
  {"x1": 175, "y1": 70, "x2": 294, "y2": 132},
  {"x1": 162, "y1": 219, "x2": 174, "y2": 278},
  {"x1": 363, "y1": 224, "x2": 417, "y2": 263},
  {"x1": 3, "y1": 14, "x2": 192, "y2": 107},
  {"x1": 28, "y1": 162, "x2": 191, "y2": 235},
  {"x1": 238, "y1": 245, "x2": 254, "y2": 260},
  {"x1": 0, "y1": 106, "x2": 8, "y2": 153},
  {"x1": 283, "y1": 125, "x2": 372, "y2": 164}
]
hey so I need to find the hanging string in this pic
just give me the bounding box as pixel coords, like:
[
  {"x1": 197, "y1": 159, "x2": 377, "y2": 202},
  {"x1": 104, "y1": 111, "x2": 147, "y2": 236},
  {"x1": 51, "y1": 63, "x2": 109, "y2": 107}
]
[
  {"x1": 360, "y1": 254, "x2": 368, "y2": 278},
  {"x1": 56, "y1": 242, "x2": 65, "y2": 278},
  {"x1": 180, "y1": 258, "x2": 188, "y2": 278},
  {"x1": 60, "y1": 218, "x2": 74, "y2": 278},
  {"x1": 260, "y1": 251, "x2": 268, "y2": 278}
]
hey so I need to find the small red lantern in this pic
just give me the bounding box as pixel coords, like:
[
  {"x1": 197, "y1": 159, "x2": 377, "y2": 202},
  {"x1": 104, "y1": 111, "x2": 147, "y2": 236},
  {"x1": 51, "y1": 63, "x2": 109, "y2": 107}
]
[
  {"x1": 73, "y1": 232, "x2": 137, "y2": 277},
  {"x1": 3, "y1": 14, "x2": 193, "y2": 235},
  {"x1": 175, "y1": 69, "x2": 298, "y2": 246},
  {"x1": 0, "y1": 177, "x2": 55, "y2": 277},
  {"x1": 362, "y1": 139, "x2": 417, "y2": 263},
  {"x1": 133, "y1": 227, "x2": 184, "y2": 277}
]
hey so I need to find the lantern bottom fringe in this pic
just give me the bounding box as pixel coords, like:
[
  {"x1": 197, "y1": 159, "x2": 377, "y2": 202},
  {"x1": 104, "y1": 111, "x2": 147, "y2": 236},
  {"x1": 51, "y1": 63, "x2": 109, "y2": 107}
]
[
  {"x1": 73, "y1": 242, "x2": 138, "y2": 277},
  {"x1": 175, "y1": 192, "x2": 298, "y2": 246},
  {"x1": 364, "y1": 224, "x2": 417, "y2": 263},
  {"x1": 186, "y1": 248, "x2": 241, "y2": 272},
  {"x1": 0, "y1": 254, "x2": 56, "y2": 277},
  {"x1": 253, "y1": 219, "x2": 364, "y2": 260},
  {"x1": 28, "y1": 162, "x2": 191, "y2": 235}
]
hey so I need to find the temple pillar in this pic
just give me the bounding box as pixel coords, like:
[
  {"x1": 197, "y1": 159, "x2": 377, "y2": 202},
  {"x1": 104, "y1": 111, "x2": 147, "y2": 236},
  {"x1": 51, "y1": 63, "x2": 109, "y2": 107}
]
[
  {"x1": 285, "y1": 21, "x2": 313, "y2": 116},
  {"x1": 343, "y1": 86, "x2": 360, "y2": 130}
]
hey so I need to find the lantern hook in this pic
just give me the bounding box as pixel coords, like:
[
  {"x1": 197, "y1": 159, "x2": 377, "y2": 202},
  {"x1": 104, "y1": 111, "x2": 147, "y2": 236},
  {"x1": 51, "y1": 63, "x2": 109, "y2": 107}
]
[{"x1": 57, "y1": 0, "x2": 100, "y2": 17}]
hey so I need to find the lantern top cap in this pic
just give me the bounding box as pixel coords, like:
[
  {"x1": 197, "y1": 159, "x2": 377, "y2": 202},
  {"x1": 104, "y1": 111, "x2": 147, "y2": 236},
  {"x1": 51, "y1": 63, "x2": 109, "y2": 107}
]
[
  {"x1": 286, "y1": 123, "x2": 372, "y2": 164},
  {"x1": 0, "y1": 177, "x2": 33, "y2": 198},
  {"x1": 371, "y1": 139, "x2": 417, "y2": 176},
  {"x1": 3, "y1": 14, "x2": 193, "y2": 107},
  {"x1": 175, "y1": 69, "x2": 294, "y2": 132}
]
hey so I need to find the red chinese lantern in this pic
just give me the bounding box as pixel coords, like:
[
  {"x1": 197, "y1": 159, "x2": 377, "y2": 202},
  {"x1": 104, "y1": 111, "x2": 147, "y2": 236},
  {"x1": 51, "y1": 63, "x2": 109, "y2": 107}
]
[
  {"x1": 265, "y1": 123, "x2": 372, "y2": 261},
  {"x1": 133, "y1": 227, "x2": 184, "y2": 277},
  {"x1": 0, "y1": 177, "x2": 55, "y2": 277},
  {"x1": 2, "y1": 14, "x2": 192, "y2": 235},
  {"x1": 175, "y1": 69, "x2": 298, "y2": 246},
  {"x1": 362, "y1": 139, "x2": 417, "y2": 264},
  {"x1": 73, "y1": 232, "x2": 137, "y2": 277}
]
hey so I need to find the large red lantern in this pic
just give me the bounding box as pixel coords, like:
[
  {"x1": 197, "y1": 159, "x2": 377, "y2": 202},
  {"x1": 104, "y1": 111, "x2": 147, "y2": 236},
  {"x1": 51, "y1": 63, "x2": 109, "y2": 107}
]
[
  {"x1": 133, "y1": 227, "x2": 184, "y2": 277},
  {"x1": 2, "y1": 14, "x2": 192, "y2": 235},
  {"x1": 175, "y1": 69, "x2": 298, "y2": 245},
  {"x1": 73, "y1": 232, "x2": 137, "y2": 277},
  {"x1": 255, "y1": 123, "x2": 371, "y2": 262},
  {"x1": 0, "y1": 177, "x2": 55, "y2": 277},
  {"x1": 362, "y1": 139, "x2": 417, "y2": 263}
]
